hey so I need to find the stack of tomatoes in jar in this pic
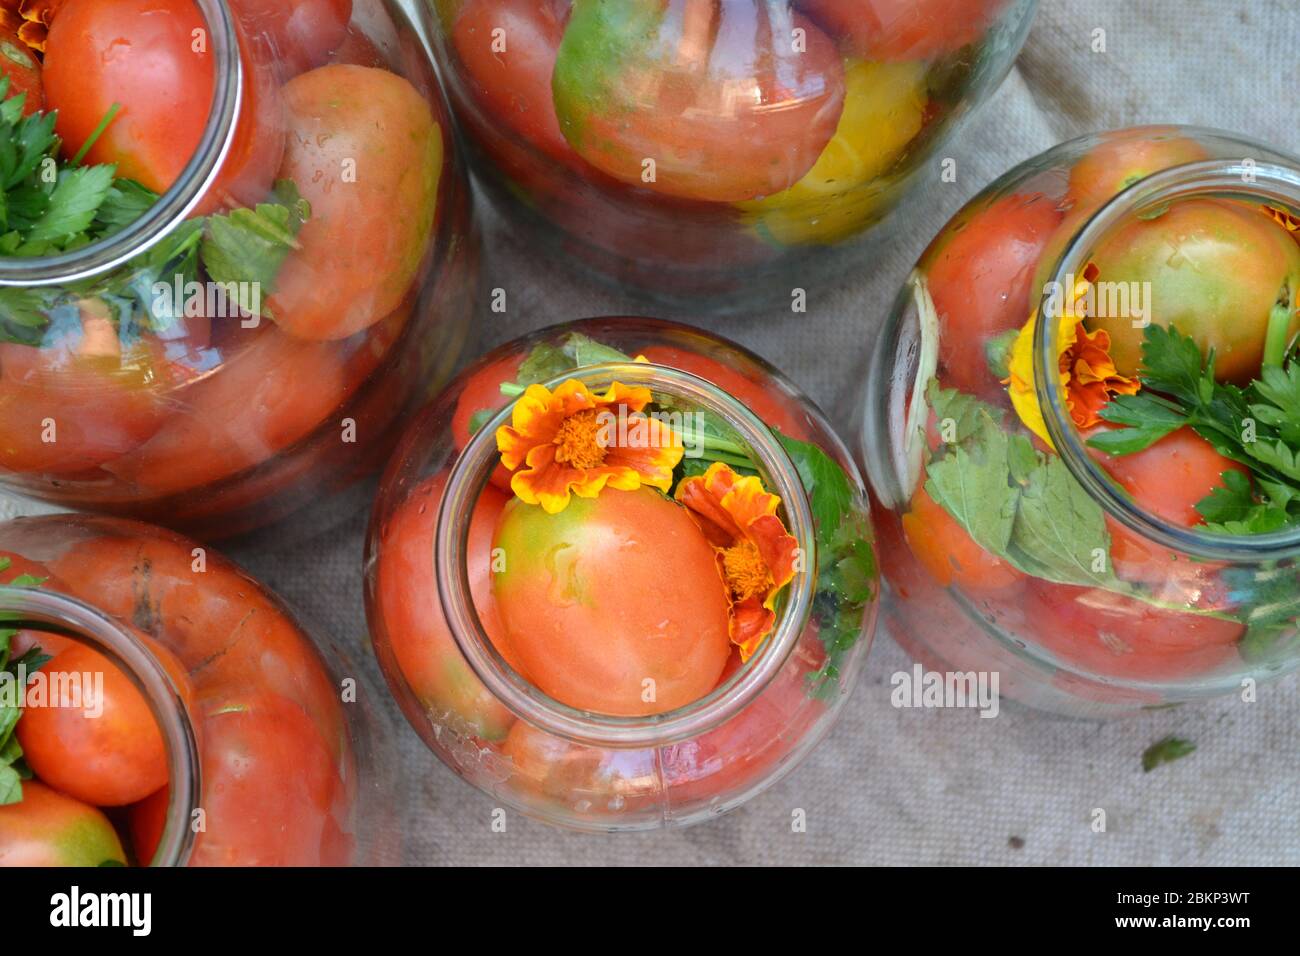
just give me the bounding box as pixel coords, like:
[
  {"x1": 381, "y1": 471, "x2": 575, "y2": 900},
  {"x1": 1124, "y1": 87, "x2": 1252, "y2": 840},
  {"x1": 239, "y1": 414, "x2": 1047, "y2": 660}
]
[{"x1": 0, "y1": 0, "x2": 474, "y2": 540}]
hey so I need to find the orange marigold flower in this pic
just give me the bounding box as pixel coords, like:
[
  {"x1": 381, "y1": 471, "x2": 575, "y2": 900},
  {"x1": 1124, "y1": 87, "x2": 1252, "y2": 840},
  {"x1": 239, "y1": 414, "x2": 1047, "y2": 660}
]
[
  {"x1": 496, "y1": 378, "x2": 683, "y2": 514},
  {"x1": 2, "y1": 0, "x2": 63, "y2": 53},
  {"x1": 1263, "y1": 203, "x2": 1300, "y2": 233},
  {"x1": 675, "y1": 462, "x2": 800, "y2": 662},
  {"x1": 1006, "y1": 266, "x2": 1138, "y2": 449}
]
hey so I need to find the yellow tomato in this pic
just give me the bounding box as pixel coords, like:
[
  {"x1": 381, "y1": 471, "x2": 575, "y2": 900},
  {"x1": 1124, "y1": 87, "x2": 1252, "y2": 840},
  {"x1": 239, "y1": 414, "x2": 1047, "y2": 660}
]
[{"x1": 737, "y1": 59, "x2": 927, "y2": 246}]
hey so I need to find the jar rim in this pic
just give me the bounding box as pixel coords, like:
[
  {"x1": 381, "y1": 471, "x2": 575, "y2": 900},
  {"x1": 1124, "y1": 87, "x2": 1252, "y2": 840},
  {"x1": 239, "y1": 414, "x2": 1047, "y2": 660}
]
[
  {"x1": 1037, "y1": 156, "x2": 1300, "y2": 561},
  {"x1": 0, "y1": 584, "x2": 201, "y2": 866},
  {"x1": 434, "y1": 361, "x2": 818, "y2": 748},
  {"x1": 0, "y1": 0, "x2": 243, "y2": 287}
]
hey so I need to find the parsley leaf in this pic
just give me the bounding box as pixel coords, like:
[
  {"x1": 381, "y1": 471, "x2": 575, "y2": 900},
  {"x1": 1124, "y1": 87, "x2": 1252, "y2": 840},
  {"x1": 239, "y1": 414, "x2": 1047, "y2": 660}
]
[
  {"x1": 1142, "y1": 735, "x2": 1196, "y2": 772},
  {"x1": 200, "y1": 180, "x2": 310, "y2": 318},
  {"x1": 0, "y1": 558, "x2": 50, "y2": 806}
]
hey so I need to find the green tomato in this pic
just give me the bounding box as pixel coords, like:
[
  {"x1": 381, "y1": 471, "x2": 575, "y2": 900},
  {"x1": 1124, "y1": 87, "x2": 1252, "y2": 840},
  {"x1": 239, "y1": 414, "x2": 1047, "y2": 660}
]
[
  {"x1": 0, "y1": 781, "x2": 127, "y2": 867},
  {"x1": 1088, "y1": 198, "x2": 1300, "y2": 382}
]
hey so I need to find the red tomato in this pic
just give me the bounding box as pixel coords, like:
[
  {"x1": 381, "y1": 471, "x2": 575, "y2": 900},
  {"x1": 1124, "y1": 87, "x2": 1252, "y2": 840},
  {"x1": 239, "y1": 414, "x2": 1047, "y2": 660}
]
[
  {"x1": 1021, "y1": 578, "x2": 1241, "y2": 681},
  {"x1": 553, "y1": 1, "x2": 845, "y2": 203},
  {"x1": 47, "y1": 528, "x2": 347, "y2": 756},
  {"x1": 0, "y1": 23, "x2": 42, "y2": 114},
  {"x1": 660, "y1": 628, "x2": 828, "y2": 807},
  {"x1": 1087, "y1": 425, "x2": 1246, "y2": 596},
  {"x1": 501, "y1": 719, "x2": 661, "y2": 815},
  {"x1": 797, "y1": 0, "x2": 1010, "y2": 61},
  {"x1": 103, "y1": 324, "x2": 349, "y2": 496},
  {"x1": 329, "y1": 24, "x2": 388, "y2": 68},
  {"x1": 0, "y1": 331, "x2": 169, "y2": 477},
  {"x1": 267, "y1": 64, "x2": 442, "y2": 340},
  {"x1": 1087, "y1": 198, "x2": 1300, "y2": 382},
  {"x1": 926, "y1": 192, "x2": 1063, "y2": 397},
  {"x1": 189, "y1": 692, "x2": 338, "y2": 866},
  {"x1": 128, "y1": 786, "x2": 169, "y2": 864},
  {"x1": 17, "y1": 643, "x2": 169, "y2": 806},
  {"x1": 901, "y1": 485, "x2": 1024, "y2": 593},
  {"x1": 453, "y1": 0, "x2": 573, "y2": 162},
  {"x1": 231, "y1": 0, "x2": 353, "y2": 76},
  {"x1": 43, "y1": 0, "x2": 285, "y2": 211},
  {"x1": 451, "y1": 352, "x2": 525, "y2": 493},
  {"x1": 635, "y1": 345, "x2": 814, "y2": 440},
  {"x1": 0, "y1": 781, "x2": 127, "y2": 866},
  {"x1": 493, "y1": 488, "x2": 731, "y2": 715},
  {"x1": 374, "y1": 471, "x2": 519, "y2": 742},
  {"x1": 1067, "y1": 128, "x2": 1209, "y2": 213}
]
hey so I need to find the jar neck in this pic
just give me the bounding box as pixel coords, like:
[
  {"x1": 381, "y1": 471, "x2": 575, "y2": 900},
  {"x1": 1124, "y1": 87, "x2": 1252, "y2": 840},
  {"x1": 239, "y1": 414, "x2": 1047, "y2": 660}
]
[
  {"x1": 0, "y1": 0, "x2": 242, "y2": 287},
  {"x1": 436, "y1": 362, "x2": 817, "y2": 748},
  {"x1": 1037, "y1": 157, "x2": 1300, "y2": 561},
  {"x1": 0, "y1": 586, "x2": 200, "y2": 865}
]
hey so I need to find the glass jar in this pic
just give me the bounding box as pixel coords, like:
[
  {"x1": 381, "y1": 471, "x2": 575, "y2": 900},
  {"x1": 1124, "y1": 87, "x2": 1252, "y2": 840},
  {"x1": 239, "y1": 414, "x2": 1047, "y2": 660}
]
[
  {"x1": 859, "y1": 125, "x2": 1300, "y2": 716},
  {"x1": 0, "y1": 514, "x2": 398, "y2": 865},
  {"x1": 429, "y1": 0, "x2": 1036, "y2": 310},
  {"x1": 0, "y1": 0, "x2": 477, "y2": 541},
  {"x1": 365, "y1": 317, "x2": 878, "y2": 829}
]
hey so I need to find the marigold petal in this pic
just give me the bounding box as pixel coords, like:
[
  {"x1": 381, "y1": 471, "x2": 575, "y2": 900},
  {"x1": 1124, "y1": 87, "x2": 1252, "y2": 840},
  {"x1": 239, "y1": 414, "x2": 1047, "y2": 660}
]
[
  {"x1": 731, "y1": 599, "x2": 776, "y2": 662},
  {"x1": 747, "y1": 513, "x2": 799, "y2": 591},
  {"x1": 675, "y1": 477, "x2": 744, "y2": 545}
]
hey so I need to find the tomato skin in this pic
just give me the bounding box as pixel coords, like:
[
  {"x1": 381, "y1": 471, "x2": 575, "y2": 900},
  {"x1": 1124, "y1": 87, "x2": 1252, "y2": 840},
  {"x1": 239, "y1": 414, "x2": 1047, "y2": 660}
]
[
  {"x1": 0, "y1": 24, "x2": 42, "y2": 114},
  {"x1": 375, "y1": 471, "x2": 519, "y2": 741},
  {"x1": 453, "y1": 0, "x2": 572, "y2": 162},
  {"x1": 189, "y1": 692, "x2": 338, "y2": 867},
  {"x1": 501, "y1": 719, "x2": 661, "y2": 812},
  {"x1": 17, "y1": 644, "x2": 169, "y2": 807},
  {"x1": 451, "y1": 352, "x2": 525, "y2": 493},
  {"x1": 796, "y1": 0, "x2": 1009, "y2": 61},
  {"x1": 493, "y1": 488, "x2": 731, "y2": 715},
  {"x1": 1088, "y1": 199, "x2": 1300, "y2": 382},
  {"x1": 1022, "y1": 578, "x2": 1242, "y2": 681},
  {"x1": 1086, "y1": 425, "x2": 1246, "y2": 597},
  {"x1": 267, "y1": 65, "x2": 442, "y2": 340},
  {"x1": 0, "y1": 781, "x2": 127, "y2": 867},
  {"x1": 103, "y1": 324, "x2": 349, "y2": 496},
  {"x1": 635, "y1": 346, "x2": 813, "y2": 440},
  {"x1": 553, "y1": 0, "x2": 845, "y2": 203},
  {"x1": 128, "y1": 786, "x2": 169, "y2": 865},
  {"x1": 901, "y1": 485, "x2": 1024, "y2": 593},
  {"x1": 231, "y1": 0, "x2": 353, "y2": 76},
  {"x1": 1067, "y1": 128, "x2": 1209, "y2": 212},
  {"x1": 926, "y1": 192, "x2": 1063, "y2": 398},
  {"x1": 0, "y1": 335, "x2": 169, "y2": 477},
  {"x1": 43, "y1": 0, "x2": 285, "y2": 211}
]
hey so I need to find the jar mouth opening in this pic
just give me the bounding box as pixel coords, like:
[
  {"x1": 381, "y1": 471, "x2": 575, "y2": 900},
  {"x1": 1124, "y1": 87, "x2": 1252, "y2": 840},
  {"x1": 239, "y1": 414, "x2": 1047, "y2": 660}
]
[
  {"x1": 436, "y1": 361, "x2": 818, "y2": 748},
  {"x1": 1038, "y1": 157, "x2": 1300, "y2": 562},
  {"x1": 0, "y1": 585, "x2": 200, "y2": 865},
  {"x1": 0, "y1": 0, "x2": 243, "y2": 287}
]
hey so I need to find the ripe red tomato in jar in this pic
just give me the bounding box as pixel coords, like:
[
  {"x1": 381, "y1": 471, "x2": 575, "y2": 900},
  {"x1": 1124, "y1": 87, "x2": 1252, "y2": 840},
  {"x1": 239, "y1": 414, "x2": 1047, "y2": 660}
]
[
  {"x1": 901, "y1": 485, "x2": 1024, "y2": 593},
  {"x1": 635, "y1": 345, "x2": 814, "y2": 440},
  {"x1": 16, "y1": 643, "x2": 169, "y2": 807},
  {"x1": 103, "y1": 324, "x2": 350, "y2": 496},
  {"x1": 1021, "y1": 578, "x2": 1242, "y2": 681},
  {"x1": 0, "y1": 23, "x2": 42, "y2": 114},
  {"x1": 374, "y1": 471, "x2": 519, "y2": 742},
  {"x1": 451, "y1": 352, "x2": 525, "y2": 493},
  {"x1": 128, "y1": 786, "x2": 170, "y2": 865},
  {"x1": 1066, "y1": 127, "x2": 1209, "y2": 213},
  {"x1": 493, "y1": 488, "x2": 732, "y2": 716},
  {"x1": 43, "y1": 0, "x2": 285, "y2": 211},
  {"x1": 231, "y1": 0, "x2": 353, "y2": 76},
  {"x1": 926, "y1": 192, "x2": 1063, "y2": 398},
  {"x1": 552, "y1": 0, "x2": 845, "y2": 203},
  {"x1": 1086, "y1": 424, "x2": 1246, "y2": 597},
  {"x1": 797, "y1": 0, "x2": 1010, "y2": 62},
  {"x1": 267, "y1": 64, "x2": 442, "y2": 341},
  {"x1": 501, "y1": 720, "x2": 660, "y2": 814},
  {"x1": 1088, "y1": 198, "x2": 1300, "y2": 382},
  {"x1": 190, "y1": 691, "x2": 339, "y2": 866},
  {"x1": 452, "y1": 0, "x2": 573, "y2": 162},
  {"x1": 0, "y1": 781, "x2": 127, "y2": 866},
  {"x1": 0, "y1": 332, "x2": 169, "y2": 477}
]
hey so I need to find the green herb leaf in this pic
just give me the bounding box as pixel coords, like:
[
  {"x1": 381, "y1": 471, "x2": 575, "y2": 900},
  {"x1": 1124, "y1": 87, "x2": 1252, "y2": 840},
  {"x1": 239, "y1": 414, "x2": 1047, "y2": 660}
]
[
  {"x1": 1007, "y1": 453, "x2": 1117, "y2": 588},
  {"x1": 1142, "y1": 735, "x2": 1196, "y2": 772},
  {"x1": 200, "y1": 180, "x2": 310, "y2": 318},
  {"x1": 25, "y1": 164, "x2": 116, "y2": 246}
]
